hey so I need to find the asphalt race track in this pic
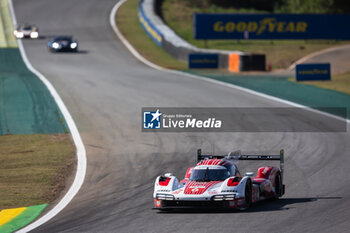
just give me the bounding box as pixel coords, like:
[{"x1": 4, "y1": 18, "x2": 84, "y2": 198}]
[{"x1": 13, "y1": 0, "x2": 350, "y2": 232}]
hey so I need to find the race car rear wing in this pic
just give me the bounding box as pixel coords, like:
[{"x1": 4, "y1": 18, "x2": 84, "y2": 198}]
[{"x1": 197, "y1": 149, "x2": 285, "y2": 180}]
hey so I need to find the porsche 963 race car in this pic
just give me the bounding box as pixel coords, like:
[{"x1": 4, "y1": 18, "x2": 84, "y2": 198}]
[
  {"x1": 13, "y1": 24, "x2": 39, "y2": 39},
  {"x1": 153, "y1": 149, "x2": 285, "y2": 210}
]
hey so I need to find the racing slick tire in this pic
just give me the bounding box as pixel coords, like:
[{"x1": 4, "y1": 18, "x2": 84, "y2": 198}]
[
  {"x1": 274, "y1": 172, "x2": 282, "y2": 199},
  {"x1": 240, "y1": 179, "x2": 252, "y2": 211}
]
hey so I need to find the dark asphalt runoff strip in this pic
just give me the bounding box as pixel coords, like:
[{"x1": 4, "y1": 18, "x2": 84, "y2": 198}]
[{"x1": 12, "y1": 0, "x2": 350, "y2": 232}]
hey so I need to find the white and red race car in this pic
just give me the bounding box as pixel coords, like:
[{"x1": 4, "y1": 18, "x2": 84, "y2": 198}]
[
  {"x1": 13, "y1": 24, "x2": 39, "y2": 39},
  {"x1": 153, "y1": 149, "x2": 285, "y2": 210}
]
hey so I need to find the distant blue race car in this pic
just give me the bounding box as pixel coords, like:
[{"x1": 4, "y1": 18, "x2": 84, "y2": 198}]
[{"x1": 48, "y1": 36, "x2": 78, "y2": 52}]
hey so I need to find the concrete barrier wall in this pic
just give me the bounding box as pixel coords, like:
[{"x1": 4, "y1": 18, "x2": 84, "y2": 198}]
[
  {"x1": 138, "y1": 0, "x2": 265, "y2": 71},
  {"x1": 138, "y1": 1, "x2": 163, "y2": 46}
]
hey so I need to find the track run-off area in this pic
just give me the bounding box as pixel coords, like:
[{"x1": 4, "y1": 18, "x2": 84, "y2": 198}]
[{"x1": 10, "y1": 0, "x2": 350, "y2": 232}]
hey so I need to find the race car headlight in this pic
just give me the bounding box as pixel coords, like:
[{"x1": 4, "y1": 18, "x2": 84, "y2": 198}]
[
  {"x1": 156, "y1": 194, "x2": 175, "y2": 200},
  {"x1": 213, "y1": 195, "x2": 224, "y2": 201},
  {"x1": 30, "y1": 31, "x2": 39, "y2": 38},
  {"x1": 212, "y1": 194, "x2": 236, "y2": 201},
  {"x1": 52, "y1": 42, "x2": 60, "y2": 49},
  {"x1": 70, "y1": 42, "x2": 77, "y2": 49},
  {"x1": 223, "y1": 194, "x2": 236, "y2": 200},
  {"x1": 16, "y1": 32, "x2": 24, "y2": 38}
]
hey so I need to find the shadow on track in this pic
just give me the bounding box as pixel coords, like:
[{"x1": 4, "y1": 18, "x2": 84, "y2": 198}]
[
  {"x1": 48, "y1": 50, "x2": 89, "y2": 54},
  {"x1": 156, "y1": 197, "x2": 342, "y2": 214}
]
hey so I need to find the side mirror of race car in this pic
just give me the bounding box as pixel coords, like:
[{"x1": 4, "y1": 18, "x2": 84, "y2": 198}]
[{"x1": 245, "y1": 172, "x2": 254, "y2": 177}]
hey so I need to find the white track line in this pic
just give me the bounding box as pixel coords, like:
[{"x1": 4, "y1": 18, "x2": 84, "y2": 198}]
[
  {"x1": 111, "y1": 0, "x2": 349, "y2": 124},
  {"x1": 7, "y1": 0, "x2": 87, "y2": 232}
]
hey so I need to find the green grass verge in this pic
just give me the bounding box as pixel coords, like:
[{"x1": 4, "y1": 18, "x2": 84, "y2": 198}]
[
  {"x1": 117, "y1": 0, "x2": 186, "y2": 69},
  {"x1": 0, "y1": 0, "x2": 18, "y2": 48},
  {"x1": 162, "y1": 0, "x2": 350, "y2": 69},
  {"x1": 0, "y1": 134, "x2": 75, "y2": 210}
]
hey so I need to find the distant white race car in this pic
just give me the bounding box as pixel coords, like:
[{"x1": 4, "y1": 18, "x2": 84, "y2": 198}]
[
  {"x1": 14, "y1": 24, "x2": 39, "y2": 39},
  {"x1": 153, "y1": 149, "x2": 285, "y2": 210}
]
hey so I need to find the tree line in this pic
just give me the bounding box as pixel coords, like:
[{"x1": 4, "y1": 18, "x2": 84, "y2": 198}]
[{"x1": 188, "y1": 0, "x2": 350, "y2": 14}]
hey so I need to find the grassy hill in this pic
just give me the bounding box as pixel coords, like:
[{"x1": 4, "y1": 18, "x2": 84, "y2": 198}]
[{"x1": 161, "y1": 0, "x2": 350, "y2": 69}]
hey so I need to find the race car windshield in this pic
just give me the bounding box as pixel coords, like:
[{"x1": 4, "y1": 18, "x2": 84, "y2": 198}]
[
  {"x1": 189, "y1": 168, "x2": 230, "y2": 181},
  {"x1": 55, "y1": 37, "x2": 72, "y2": 42}
]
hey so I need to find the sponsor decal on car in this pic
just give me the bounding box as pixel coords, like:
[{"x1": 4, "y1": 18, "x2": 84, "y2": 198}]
[
  {"x1": 188, "y1": 186, "x2": 206, "y2": 193},
  {"x1": 172, "y1": 189, "x2": 183, "y2": 194},
  {"x1": 208, "y1": 191, "x2": 218, "y2": 195}
]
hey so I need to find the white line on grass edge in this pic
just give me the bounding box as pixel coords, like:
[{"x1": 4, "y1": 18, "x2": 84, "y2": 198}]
[
  {"x1": 111, "y1": 0, "x2": 349, "y2": 124},
  {"x1": 7, "y1": 0, "x2": 87, "y2": 232},
  {"x1": 288, "y1": 44, "x2": 350, "y2": 71}
]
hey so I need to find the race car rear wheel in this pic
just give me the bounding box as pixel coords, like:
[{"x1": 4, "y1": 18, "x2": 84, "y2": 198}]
[{"x1": 274, "y1": 172, "x2": 282, "y2": 198}]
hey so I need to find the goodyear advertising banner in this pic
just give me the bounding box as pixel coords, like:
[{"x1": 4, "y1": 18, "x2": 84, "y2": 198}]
[
  {"x1": 188, "y1": 54, "x2": 218, "y2": 68},
  {"x1": 194, "y1": 14, "x2": 350, "y2": 39},
  {"x1": 296, "y1": 63, "x2": 331, "y2": 81}
]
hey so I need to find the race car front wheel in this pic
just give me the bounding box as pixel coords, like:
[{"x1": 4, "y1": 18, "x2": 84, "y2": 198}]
[{"x1": 241, "y1": 179, "x2": 252, "y2": 210}]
